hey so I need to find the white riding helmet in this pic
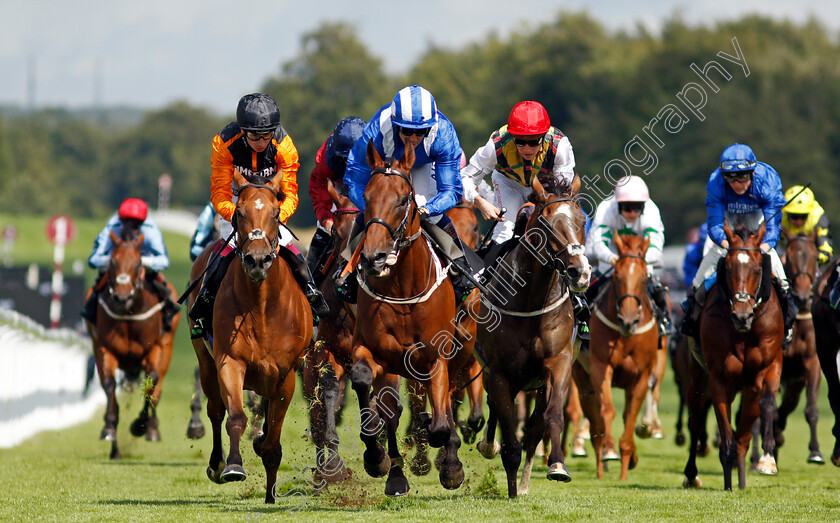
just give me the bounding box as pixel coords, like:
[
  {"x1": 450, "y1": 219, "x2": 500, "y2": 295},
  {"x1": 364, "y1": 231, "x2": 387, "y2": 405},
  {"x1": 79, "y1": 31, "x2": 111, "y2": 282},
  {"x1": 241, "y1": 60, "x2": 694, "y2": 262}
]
[{"x1": 614, "y1": 175, "x2": 650, "y2": 202}]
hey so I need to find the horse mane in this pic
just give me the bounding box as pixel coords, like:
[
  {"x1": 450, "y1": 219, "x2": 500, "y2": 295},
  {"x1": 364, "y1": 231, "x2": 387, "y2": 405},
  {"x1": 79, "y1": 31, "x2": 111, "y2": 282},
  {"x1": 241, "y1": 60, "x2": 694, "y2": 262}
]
[
  {"x1": 240, "y1": 173, "x2": 286, "y2": 202},
  {"x1": 119, "y1": 220, "x2": 143, "y2": 242}
]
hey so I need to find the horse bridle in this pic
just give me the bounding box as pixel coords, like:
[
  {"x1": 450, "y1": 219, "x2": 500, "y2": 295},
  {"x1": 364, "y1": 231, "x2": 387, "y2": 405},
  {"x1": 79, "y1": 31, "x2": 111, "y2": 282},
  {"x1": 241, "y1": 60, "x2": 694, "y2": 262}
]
[
  {"x1": 363, "y1": 166, "x2": 421, "y2": 251},
  {"x1": 726, "y1": 246, "x2": 764, "y2": 312},
  {"x1": 611, "y1": 253, "x2": 648, "y2": 318},
  {"x1": 234, "y1": 183, "x2": 281, "y2": 260},
  {"x1": 785, "y1": 235, "x2": 818, "y2": 289},
  {"x1": 530, "y1": 196, "x2": 586, "y2": 277}
]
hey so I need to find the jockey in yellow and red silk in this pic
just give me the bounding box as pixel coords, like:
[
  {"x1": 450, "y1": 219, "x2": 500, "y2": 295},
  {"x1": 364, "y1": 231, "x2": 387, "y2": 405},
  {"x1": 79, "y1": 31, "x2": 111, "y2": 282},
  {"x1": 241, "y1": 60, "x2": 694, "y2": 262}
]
[{"x1": 188, "y1": 93, "x2": 329, "y2": 337}]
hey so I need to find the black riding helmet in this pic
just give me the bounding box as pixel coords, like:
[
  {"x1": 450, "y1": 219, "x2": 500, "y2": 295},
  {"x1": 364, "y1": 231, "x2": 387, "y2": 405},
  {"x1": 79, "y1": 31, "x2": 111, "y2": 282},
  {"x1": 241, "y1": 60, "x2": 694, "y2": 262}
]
[{"x1": 236, "y1": 93, "x2": 280, "y2": 131}]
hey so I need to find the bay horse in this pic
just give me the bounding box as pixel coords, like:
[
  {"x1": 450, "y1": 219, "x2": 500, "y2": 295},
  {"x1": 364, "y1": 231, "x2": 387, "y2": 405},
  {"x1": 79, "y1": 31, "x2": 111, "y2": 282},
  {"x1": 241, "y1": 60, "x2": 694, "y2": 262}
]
[
  {"x1": 573, "y1": 233, "x2": 659, "y2": 480},
  {"x1": 84, "y1": 228, "x2": 180, "y2": 459},
  {"x1": 683, "y1": 218, "x2": 784, "y2": 490},
  {"x1": 751, "y1": 228, "x2": 824, "y2": 466},
  {"x1": 474, "y1": 175, "x2": 591, "y2": 498},
  {"x1": 187, "y1": 169, "x2": 312, "y2": 503},
  {"x1": 348, "y1": 141, "x2": 476, "y2": 497},
  {"x1": 300, "y1": 179, "x2": 358, "y2": 483},
  {"x1": 812, "y1": 256, "x2": 840, "y2": 466}
]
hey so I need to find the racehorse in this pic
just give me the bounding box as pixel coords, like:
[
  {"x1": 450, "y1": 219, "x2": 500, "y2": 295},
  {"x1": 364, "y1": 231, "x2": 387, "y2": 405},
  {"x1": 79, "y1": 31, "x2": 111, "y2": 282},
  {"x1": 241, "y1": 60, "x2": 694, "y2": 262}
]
[
  {"x1": 573, "y1": 233, "x2": 659, "y2": 480},
  {"x1": 84, "y1": 228, "x2": 180, "y2": 459},
  {"x1": 187, "y1": 170, "x2": 312, "y2": 503},
  {"x1": 347, "y1": 141, "x2": 477, "y2": 497},
  {"x1": 683, "y1": 218, "x2": 784, "y2": 490},
  {"x1": 751, "y1": 228, "x2": 824, "y2": 466},
  {"x1": 300, "y1": 179, "x2": 358, "y2": 483},
  {"x1": 812, "y1": 256, "x2": 840, "y2": 466},
  {"x1": 474, "y1": 175, "x2": 591, "y2": 498},
  {"x1": 636, "y1": 339, "x2": 668, "y2": 440}
]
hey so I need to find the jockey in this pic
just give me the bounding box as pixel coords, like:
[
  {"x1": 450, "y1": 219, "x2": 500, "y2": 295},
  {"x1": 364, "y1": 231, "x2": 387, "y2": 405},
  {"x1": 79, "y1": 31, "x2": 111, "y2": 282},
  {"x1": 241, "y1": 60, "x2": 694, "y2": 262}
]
[
  {"x1": 778, "y1": 185, "x2": 833, "y2": 265},
  {"x1": 82, "y1": 198, "x2": 180, "y2": 331},
  {"x1": 680, "y1": 143, "x2": 795, "y2": 344},
  {"x1": 306, "y1": 116, "x2": 365, "y2": 282},
  {"x1": 585, "y1": 175, "x2": 675, "y2": 337},
  {"x1": 682, "y1": 223, "x2": 708, "y2": 289},
  {"x1": 188, "y1": 93, "x2": 329, "y2": 335},
  {"x1": 343, "y1": 85, "x2": 475, "y2": 302},
  {"x1": 189, "y1": 202, "x2": 218, "y2": 261}
]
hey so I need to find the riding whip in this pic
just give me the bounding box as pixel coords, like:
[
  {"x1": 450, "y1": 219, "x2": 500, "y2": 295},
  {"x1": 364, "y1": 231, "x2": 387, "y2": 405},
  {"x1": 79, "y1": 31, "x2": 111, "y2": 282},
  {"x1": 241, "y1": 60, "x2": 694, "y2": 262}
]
[
  {"x1": 478, "y1": 207, "x2": 507, "y2": 250},
  {"x1": 178, "y1": 228, "x2": 237, "y2": 304},
  {"x1": 768, "y1": 182, "x2": 812, "y2": 223}
]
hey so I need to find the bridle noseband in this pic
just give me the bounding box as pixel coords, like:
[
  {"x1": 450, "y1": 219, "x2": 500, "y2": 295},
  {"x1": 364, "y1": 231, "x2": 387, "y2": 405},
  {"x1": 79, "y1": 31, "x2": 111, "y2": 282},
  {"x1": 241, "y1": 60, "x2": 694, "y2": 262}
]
[
  {"x1": 726, "y1": 246, "x2": 764, "y2": 312},
  {"x1": 612, "y1": 253, "x2": 648, "y2": 314},
  {"x1": 363, "y1": 166, "x2": 421, "y2": 251}
]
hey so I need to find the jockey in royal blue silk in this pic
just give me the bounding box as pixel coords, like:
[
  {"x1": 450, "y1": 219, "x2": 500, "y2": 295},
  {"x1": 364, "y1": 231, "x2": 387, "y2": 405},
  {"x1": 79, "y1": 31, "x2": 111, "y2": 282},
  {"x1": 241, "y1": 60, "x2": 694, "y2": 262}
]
[
  {"x1": 82, "y1": 198, "x2": 180, "y2": 331},
  {"x1": 680, "y1": 143, "x2": 795, "y2": 345},
  {"x1": 342, "y1": 85, "x2": 476, "y2": 302}
]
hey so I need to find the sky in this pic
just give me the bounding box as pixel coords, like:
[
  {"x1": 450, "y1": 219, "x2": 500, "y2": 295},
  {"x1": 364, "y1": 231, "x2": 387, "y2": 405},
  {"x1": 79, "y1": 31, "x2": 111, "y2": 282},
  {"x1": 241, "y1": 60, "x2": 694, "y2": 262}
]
[{"x1": 1, "y1": 0, "x2": 838, "y2": 115}]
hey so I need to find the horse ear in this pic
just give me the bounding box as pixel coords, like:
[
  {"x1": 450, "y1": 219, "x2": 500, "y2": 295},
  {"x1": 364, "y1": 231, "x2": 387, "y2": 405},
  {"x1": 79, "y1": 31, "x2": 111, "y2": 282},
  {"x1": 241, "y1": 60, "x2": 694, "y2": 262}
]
[
  {"x1": 233, "y1": 169, "x2": 247, "y2": 190},
  {"x1": 642, "y1": 235, "x2": 651, "y2": 254},
  {"x1": 133, "y1": 232, "x2": 145, "y2": 249},
  {"x1": 109, "y1": 230, "x2": 120, "y2": 246},
  {"x1": 399, "y1": 141, "x2": 416, "y2": 172},
  {"x1": 723, "y1": 219, "x2": 734, "y2": 243},
  {"x1": 781, "y1": 227, "x2": 793, "y2": 242},
  {"x1": 326, "y1": 179, "x2": 341, "y2": 207},
  {"x1": 532, "y1": 176, "x2": 548, "y2": 204},
  {"x1": 366, "y1": 139, "x2": 383, "y2": 169},
  {"x1": 755, "y1": 220, "x2": 766, "y2": 245},
  {"x1": 613, "y1": 229, "x2": 625, "y2": 251},
  {"x1": 568, "y1": 173, "x2": 581, "y2": 196}
]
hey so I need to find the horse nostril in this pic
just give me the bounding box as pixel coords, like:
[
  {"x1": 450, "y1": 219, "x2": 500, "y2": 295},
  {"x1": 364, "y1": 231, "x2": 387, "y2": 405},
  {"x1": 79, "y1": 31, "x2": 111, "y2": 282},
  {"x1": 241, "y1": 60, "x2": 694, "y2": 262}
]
[
  {"x1": 243, "y1": 254, "x2": 256, "y2": 267},
  {"x1": 567, "y1": 267, "x2": 580, "y2": 280},
  {"x1": 260, "y1": 254, "x2": 273, "y2": 268}
]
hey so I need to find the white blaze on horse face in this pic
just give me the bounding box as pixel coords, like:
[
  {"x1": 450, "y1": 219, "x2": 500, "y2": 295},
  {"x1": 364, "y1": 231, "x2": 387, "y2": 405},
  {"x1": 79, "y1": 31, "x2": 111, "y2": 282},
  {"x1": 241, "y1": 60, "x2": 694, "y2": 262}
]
[
  {"x1": 254, "y1": 198, "x2": 264, "y2": 210},
  {"x1": 737, "y1": 252, "x2": 750, "y2": 264},
  {"x1": 115, "y1": 273, "x2": 132, "y2": 285}
]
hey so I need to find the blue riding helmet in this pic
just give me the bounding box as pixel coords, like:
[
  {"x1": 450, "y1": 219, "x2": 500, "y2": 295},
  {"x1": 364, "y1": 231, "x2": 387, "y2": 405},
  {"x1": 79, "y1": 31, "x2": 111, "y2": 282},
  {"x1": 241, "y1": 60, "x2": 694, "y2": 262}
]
[
  {"x1": 719, "y1": 143, "x2": 757, "y2": 173},
  {"x1": 390, "y1": 85, "x2": 437, "y2": 129},
  {"x1": 332, "y1": 116, "x2": 365, "y2": 158}
]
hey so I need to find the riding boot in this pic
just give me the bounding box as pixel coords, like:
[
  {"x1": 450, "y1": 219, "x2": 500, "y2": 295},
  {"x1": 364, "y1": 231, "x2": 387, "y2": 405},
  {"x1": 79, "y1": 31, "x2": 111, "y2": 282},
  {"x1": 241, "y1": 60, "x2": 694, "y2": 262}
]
[
  {"x1": 679, "y1": 287, "x2": 703, "y2": 339},
  {"x1": 573, "y1": 293, "x2": 590, "y2": 341},
  {"x1": 333, "y1": 260, "x2": 359, "y2": 304},
  {"x1": 777, "y1": 281, "x2": 796, "y2": 351},
  {"x1": 830, "y1": 268, "x2": 840, "y2": 310},
  {"x1": 306, "y1": 228, "x2": 333, "y2": 287},
  {"x1": 280, "y1": 248, "x2": 330, "y2": 320},
  {"x1": 188, "y1": 249, "x2": 235, "y2": 338},
  {"x1": 439, "y1": 219, "x2": 477, "y2": 303},
  {"x1": 81, "y1": 271, "x2": 107, "y2": 324},
  {"x1": 147, "y1": 271, "x2": 180, "y2": 332},
  {"x1": 648, "y1": 276, "x2": 676, "y2": 337}
]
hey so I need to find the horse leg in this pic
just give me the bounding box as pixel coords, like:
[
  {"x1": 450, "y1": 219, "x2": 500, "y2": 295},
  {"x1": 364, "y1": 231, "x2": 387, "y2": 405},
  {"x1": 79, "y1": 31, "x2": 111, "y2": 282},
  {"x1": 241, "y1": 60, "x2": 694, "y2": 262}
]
[
  {"x1": 130, "y1": 369, "x2": 160, "y2": 440},
  {"x1": 315, "y1": 359, "x2": 350, "y2": 483},
  {"x1": 619, "y1": 371, "x2": 650, "y2": 480},
  {"x1": 476, "y1": 405, "x2": 500, "y2": 459},
  {"x1": 486, "y1": 373, "x2": 521, "y2": 498},
  {"x1": 564, "y1": 379, "x2": 586, "y2": 459},
  {"x1": 815, "y1": 340, "x2": 840, "y2": 465},
  {"x1": 597, "y1": 364, "x2": 619, "y2": 463},
  {"x1": 406, "y1": 379, "x2": 431, "y2": 476},
  {"x1": 650, "y1": 339, "x2": 667, "y2": 438},
  {"x1": 544, "y1": 360, "x2": 573, "y2": 484},
  {"x1": 518, "y1": 392, "x2": 547, "y2": 495},
  {"x1": 682, "y1": 359, "x2": 707, "y2": 488},
  {"x1": 187, "y1": 366, "x2": 206, "y2": 439},
  {"x1": 804, "y1": 354, "x2": 825, "y2": 464},
  {"x1": 373, "y1": 375, "x2": 410, "y2": 497},
  {"x1": 349, "y1": 355, "x2": 390, "y2": 478},
  {"x1": 217, "y1": 359, "x2": 248, "y2": 482},
  {"x1": 426, "y1": 362, "x2": 453, "y2": 449},
  {"x1": 462, "y1": 359, "x2": 485, "y2": 445},
  {"x1": 709, "y1": 375, "x2": 736, "y2": 491},
  {"x1": 754, "y1": 361, "x2": 782, "y2": 481},
  {"x1": 260, "y1": 372, "x2": 296, "y2": 504},
  {"x1": 775, "y1": 377, "x2": 806, "y2": 456},
  {"x1": 95, "y1": 347, "x2": 121, "y2": 459},
  {"x1": 572, "y1": 360, "x2": 605, "y2": 479},
  {"x1": 195, "y1": 348, "x2": 226, "y2": 484},
  {"x1": 749, "y1": 419, "x2": 761, "y2": 471}
]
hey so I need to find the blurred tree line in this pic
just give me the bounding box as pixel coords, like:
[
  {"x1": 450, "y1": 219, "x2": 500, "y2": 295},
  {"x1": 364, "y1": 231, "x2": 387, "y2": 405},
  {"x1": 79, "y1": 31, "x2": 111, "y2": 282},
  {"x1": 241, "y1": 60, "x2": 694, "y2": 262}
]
[{"x1": 1, "y1": 13, "x2": 839, "y2": 245}]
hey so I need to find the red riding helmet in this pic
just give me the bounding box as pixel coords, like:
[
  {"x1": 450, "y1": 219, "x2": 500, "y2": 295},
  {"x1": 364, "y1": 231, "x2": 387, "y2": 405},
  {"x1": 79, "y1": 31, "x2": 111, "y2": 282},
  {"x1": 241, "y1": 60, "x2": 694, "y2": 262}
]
[
  {"x1": 507, "y1": 101, "x2": 550, "y2": 136},
  {"x1": 118, "y1": 198, "x2": 148, "y2": 221}
]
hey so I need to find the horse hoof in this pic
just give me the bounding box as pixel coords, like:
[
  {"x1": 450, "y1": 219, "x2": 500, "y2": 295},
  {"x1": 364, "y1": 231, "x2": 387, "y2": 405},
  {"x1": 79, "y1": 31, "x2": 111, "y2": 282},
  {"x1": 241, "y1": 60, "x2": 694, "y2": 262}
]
[
  {"x1": 363, "y1": 448, "x2": 390, "y2": 478},
  {"x1": 220, "y1": 464, "x2": 247, "y2": 483},
  {"x1": 651, "y1": 428, "x2": 665, "y2": 439},
  {"x1": 683, "y1": 476, "x2": 702, "y2": 488},
  {"x1": 252, "y1": 432, "x2": 265, "y2": 457},
  {"x1": 206, "y1": 463, "x2": 225, "y2": 484},
  {"x1": 629, "y1": 452, "x2": 639, "y2": 470},
  {"x1": 100, "y1": 427, "x2": 117, "y2": 441},
  {"x1": 831, "y1": 450, "x2": 840, "y2": 467},
  {"x1": 316, "y1": 464, "x2": 352, "y2": 484},
  {"x1": 186, "y1": 422, "x2": 205, "y2": 440},
  {"x1": 547, "y1": 462, "x2": 572, "y2": 482},
  {"x1": 145, "y1": 428, "x2": 160, "y2": 442},
  {"x1": 459, "y1": 424, "x2": 476, "y2": 445},
  {"x1": 130, "y1": 418, "x2": 147, "y2": 437},
  {"x1": 675, "y1": 433, "x2": 686, "y2": 446},
  {"x1": 571, "y1": 438, "x2": 588, "y2": 458},
  {"x1": 635, "y1": 424, "x2": 652, "y2": 439},
  {"x1": 601, "y1": 448, "x2": 620, "y2": 461},
  {"x1": 410, "y1": 452, "x2": 431, "y2": 476},
  {"x1": 440, "y1": 462, "x2": 464, "y2": 490},
  {"x1": 385, "y1": 470, "x2": 410, "y2": 497},
  {"x1": 756, "y1": 454, "x2": 778, "y2": 475},
  {"x1": 807, "y1": 451, "x2": 826, "y2": 464},
  {"x1": 477, "y1": 439, "x2": 500, "y2": 460}
]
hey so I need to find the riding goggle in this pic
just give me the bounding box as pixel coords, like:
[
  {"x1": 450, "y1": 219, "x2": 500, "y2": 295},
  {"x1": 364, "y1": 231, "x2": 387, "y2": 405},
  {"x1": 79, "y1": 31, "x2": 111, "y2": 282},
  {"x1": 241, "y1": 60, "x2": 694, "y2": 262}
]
[
  {"x1": 514, "y1": 137, "x2": 543, "y2": 147},
  {"x1": 787, "y1": 213, "x2": 808, "y2": 221},
  {"x1": 722, "y1": 171, "x2": 753, "y2": 183},
  {"x1": 618, "y1": 202, "x2": 644, "y2": 213},
  {"x1": 720, "y1": 159, "x2": 756, "y2": 172},
  {"x1": 246, "y1": 130, "x2": 275, "y2": 141},
  {"x1": 396, "y1": 126, "x2": 430, "y2": 137}
]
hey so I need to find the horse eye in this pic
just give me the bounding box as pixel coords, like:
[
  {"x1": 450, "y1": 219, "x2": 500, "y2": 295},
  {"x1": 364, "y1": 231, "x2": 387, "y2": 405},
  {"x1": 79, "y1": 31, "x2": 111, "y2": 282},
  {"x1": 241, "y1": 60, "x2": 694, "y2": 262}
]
[{"x1": 400, "y1": 196, "x2": 410, "y2": 207}]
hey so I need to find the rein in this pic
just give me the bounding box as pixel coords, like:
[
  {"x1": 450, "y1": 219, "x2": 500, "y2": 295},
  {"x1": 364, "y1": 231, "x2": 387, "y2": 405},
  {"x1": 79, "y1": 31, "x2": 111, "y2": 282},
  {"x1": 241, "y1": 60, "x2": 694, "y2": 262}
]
[
  {"x1": 98, "y1": 295, "x2": 164, "y2": 321},
  {"x1": 593, "y1": 253, "x2": 656, "y2": 336},
  {"x1": 362, "y1": 167, "x2": 421, "y2": 251}
]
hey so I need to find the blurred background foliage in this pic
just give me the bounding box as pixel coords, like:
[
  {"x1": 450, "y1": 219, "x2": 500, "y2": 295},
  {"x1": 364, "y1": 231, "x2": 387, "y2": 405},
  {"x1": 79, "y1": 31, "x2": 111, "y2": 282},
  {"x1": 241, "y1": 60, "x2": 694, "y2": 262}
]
[{"x1": 1, "y1": 13, "x2": 839, "y2": 243}]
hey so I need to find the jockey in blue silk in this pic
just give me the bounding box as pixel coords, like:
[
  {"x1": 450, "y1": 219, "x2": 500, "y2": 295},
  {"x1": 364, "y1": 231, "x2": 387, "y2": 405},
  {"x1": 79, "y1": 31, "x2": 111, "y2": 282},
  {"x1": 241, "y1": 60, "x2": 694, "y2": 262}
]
[
  {"x1": 680, "y1": 143, "x2": 795, "y2": 346},
  {"x1": 82, "y1": 198, "x2": 180, "y2": 331},
  {"x1": 341, "y1": 85, "x2": 476, "y2": 302},
  {"x1": 189, "y1": 202, "x2": 218, "y2": 261},
  {"x1": 682, "y1": 223, "x2": 708, "y2": 288}
]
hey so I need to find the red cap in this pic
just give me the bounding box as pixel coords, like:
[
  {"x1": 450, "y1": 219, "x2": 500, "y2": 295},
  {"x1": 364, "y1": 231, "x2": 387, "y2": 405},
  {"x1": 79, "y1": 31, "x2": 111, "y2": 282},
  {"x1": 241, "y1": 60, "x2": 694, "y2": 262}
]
[
  {"x1": 507, "y1": 101, "x2": 550, "y2": 136},
  {"x1": 118, "y1": 198, "x2": 148, "y2": 221}
]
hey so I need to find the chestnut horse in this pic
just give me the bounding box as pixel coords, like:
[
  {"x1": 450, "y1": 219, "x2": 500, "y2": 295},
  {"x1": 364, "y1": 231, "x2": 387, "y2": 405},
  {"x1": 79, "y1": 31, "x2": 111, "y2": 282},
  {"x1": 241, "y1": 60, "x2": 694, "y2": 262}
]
[
  {"x1": 475, "y1": 175, "x2": 591, "y2": 498},
  {"x1": 187, "y1": 170, "x2": 312, "y2": 503},
  {"x1": 573, "y1": 233, "x2": 659, "y2": 480},
  {"x1": 683, "y1": 219, "x2": 784, "y2": 490},
  {"x1": 348, "y1": 141, "x2": 476, "y2": 496},
  {"x1": 751, "y1": 228, "x2": 824, "y2": 465},
  {"x1": 85, "y1": 229, "x2": 180, "y2": 459},
  {"x1": 300, "y1": 180, "x2": 358, "y2": 483},
  {"x1": 812, "y1": 256, "x2": 840, "y2": 466}
]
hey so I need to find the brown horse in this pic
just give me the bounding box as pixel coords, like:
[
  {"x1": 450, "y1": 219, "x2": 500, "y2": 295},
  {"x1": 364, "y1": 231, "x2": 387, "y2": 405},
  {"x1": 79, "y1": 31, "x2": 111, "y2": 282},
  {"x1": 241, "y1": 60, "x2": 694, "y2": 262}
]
[
  {"x1": 300, "y1": 180, "x2": 359, "y2": 483},
  {"x1": 683, "y1": 219, "x2": 784, "y2": 490},
  {"x1": 85, "y1": 229, "x2": 180, "y2": 459},
  {"x1": 474, "y1": 175, "x2": 590, "y2": 498},
  {"x1": 347, "y1": 141, "x2": 477, "y2": 496},
  {"x1": 812, "y1": 256, "x2": 840, "y2": 466},
  {"x1": 671, "y1": 331, "x2": 713, "y2": 458},
  {"x1": 573, "y1": 233, "x2": 659, "y2": 480},
  {"x1": 751, "y1": 228, "x2": 824, "y2": 465},
  {"x1": 187, "y1": 170, "x2": 312, "y2": 503}
]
